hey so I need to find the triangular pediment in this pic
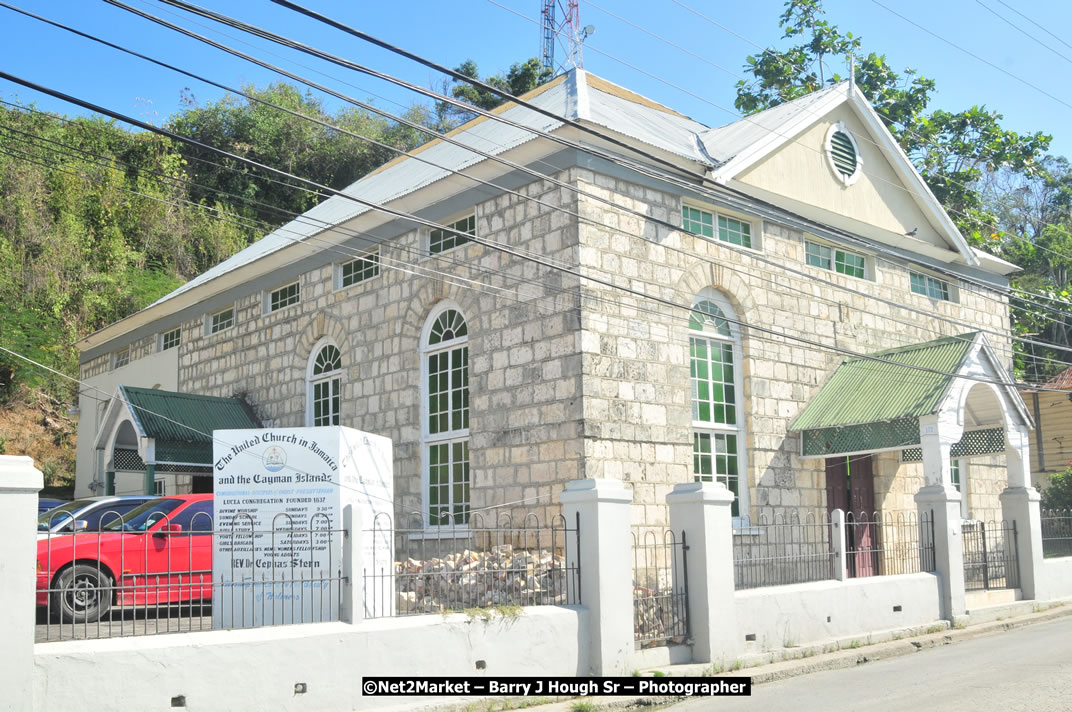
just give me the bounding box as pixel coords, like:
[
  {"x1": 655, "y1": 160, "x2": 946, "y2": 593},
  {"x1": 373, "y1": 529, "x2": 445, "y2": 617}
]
[{"x1": 704, "y1": 84, "x2": 976, "y2": 266}]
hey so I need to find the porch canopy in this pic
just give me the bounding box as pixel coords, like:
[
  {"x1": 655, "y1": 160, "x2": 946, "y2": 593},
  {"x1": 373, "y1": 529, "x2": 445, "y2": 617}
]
[
  {"x1": 94, "y1": 385, "x2": 261, "y2": 495},
  {"x1": 790, "y1": 333, "x2": 1035, "y2": 489}
]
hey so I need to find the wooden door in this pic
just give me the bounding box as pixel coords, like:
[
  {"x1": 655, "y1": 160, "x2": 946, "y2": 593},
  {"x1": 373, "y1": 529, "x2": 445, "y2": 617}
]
[{"x1": 826, "y1": 455, "x2": 878, "y2": 577}]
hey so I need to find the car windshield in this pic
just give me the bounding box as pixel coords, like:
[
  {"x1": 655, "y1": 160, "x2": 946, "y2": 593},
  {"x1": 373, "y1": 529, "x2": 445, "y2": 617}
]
[
  {"x1": 102, "y1": 499, "x2": 185, "y2": 532},
  {"x1": 37, "y1": 498, "x2": 96, "y2": 531}
]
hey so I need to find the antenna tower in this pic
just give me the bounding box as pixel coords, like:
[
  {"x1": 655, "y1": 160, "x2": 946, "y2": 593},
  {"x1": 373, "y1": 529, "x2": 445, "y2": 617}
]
[{"x1": 540, "y1": 0, "x2": 587, "y2": 75}]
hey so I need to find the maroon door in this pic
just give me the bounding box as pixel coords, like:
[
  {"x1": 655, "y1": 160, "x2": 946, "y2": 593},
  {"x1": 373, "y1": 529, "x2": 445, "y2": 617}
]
[{"x1": 826, "y1": 455, "x2": 878, "y2": 577}]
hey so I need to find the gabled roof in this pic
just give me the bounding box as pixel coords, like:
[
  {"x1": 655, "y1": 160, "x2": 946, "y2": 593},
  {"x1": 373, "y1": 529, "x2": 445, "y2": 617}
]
[
  {"x1": 790, "y1": 332, "x2": 1033, "y2": 457},
  {"x1": 76, "y1": 71, "x2": 992, "y2": 352},
  {"x1": 791, "y1": 333, "x2": 979, "y2": 431},
  {"x1": 703, "y1": 81, "x2": 978, "y2": 267},
  {"x1": 143, "y1": 70, "x2": 710, "y2": 312},
  {"x1": 120, "y1": 386, "x2": 260, "y2": 443}
]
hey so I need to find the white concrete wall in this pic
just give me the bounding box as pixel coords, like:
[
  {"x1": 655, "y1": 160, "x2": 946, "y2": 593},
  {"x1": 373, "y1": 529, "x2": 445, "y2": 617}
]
[
  {"x1": 34, "y1": 607, "x2": 588, "y2": 712},
  {"x1": 1039, "y1": 557, "x2": 1072, "y2": 600},
  {"x1": 735, "y1": 573, "x2": 942, "y2": 651},
  {"x1": 0, "y1": 457, "x2": 44, "y2": 712},
  {"x1": 74, "y1": 348, "x2": 179, "y2": 496}
]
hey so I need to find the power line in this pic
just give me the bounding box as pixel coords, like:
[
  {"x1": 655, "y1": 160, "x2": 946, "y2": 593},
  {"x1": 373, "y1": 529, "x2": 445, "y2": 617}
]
[
  {"x1": 14, "y1": 4, "x2": 1072, "y2": 364},
  {"x1": 6, "y1": 68, "x2": 1070, "y2": 398}
]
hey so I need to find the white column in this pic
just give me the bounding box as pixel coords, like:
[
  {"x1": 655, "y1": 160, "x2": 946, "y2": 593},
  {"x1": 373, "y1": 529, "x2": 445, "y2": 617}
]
[
  {"x1": 916, "y1": 414, "x2": 967, "y2": 623},
  {"x1": 666, "y1": 481, "x2": 738, "y2": 663},
  {"x1": 0, "y1": 456, "x2": 43, "y2": 712},
  {"x1": 1001, "y1": 425, "x2": 1044, "y2": 599},
  {"x1": 560, "y1": 478, "x2": 633, "y2": 676}
]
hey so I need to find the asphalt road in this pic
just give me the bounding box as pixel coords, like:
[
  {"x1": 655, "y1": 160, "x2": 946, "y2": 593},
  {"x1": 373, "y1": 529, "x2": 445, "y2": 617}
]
[{"x1": 672, "y1": 615, "x2": 1072, "y2": 712}]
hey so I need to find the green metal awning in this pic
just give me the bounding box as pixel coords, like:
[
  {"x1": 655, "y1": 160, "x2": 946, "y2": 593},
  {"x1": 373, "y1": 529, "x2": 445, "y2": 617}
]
[
  {"x1": 791, "y1": 334, "x2": 979, "y2": 457},
  {"x1": 119, "y1": 385, "x2": 261, "y2": 468}
]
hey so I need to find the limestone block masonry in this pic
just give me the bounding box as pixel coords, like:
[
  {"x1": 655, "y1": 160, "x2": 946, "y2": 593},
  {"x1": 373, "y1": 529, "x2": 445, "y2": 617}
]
[{"x1": 80, "y1": 166, "x2": 1015, "y2": 525}]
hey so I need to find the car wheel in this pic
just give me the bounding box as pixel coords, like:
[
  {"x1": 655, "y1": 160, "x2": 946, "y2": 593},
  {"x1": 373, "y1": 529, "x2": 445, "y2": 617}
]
[{"x1": 53, "y1": 564, "x2": 112, "y2": 624}]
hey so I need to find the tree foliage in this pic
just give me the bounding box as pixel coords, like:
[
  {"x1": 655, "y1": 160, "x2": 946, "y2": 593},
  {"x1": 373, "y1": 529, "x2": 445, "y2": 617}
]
[
  {"x1": 0, "y1": 83, "x2": 428, "y2": 400},
  {"x1": 738, "y1": 0, "x2": 1062, "y2": 379},
  {"x1": 434, "y1": 58, "x2": 553, "y2": 129}
]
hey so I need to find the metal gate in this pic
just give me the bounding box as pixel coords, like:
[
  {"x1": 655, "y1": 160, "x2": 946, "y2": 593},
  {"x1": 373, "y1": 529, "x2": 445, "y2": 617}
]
[
  {"x1": 632, "y1": 528, "x2": 689, "y2": 648},
  {"x1": 963, "y1": 520, "x2": 1020, "y2": 591}
]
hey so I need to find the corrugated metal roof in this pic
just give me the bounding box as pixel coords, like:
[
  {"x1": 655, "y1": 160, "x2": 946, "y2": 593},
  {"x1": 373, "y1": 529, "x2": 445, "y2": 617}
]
[
  {"x1": 698, "y1": 83, "x2": 847, "y2": 165},
  {"x1": 145, "y1": 70, "x2": 718, "y2": 310},
  {"x1": 121, "y1": 385, "x2": 260, "y2": 444},
  {"x1": 790, "y1": 333, "x2": 979, "y2": 431},
  {"x1": 1044, "y1": 365, "x2": 1072, "y2": 390}
]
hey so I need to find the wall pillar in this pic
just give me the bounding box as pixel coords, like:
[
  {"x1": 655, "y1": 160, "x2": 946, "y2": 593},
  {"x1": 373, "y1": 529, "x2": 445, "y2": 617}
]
[
  {"x1": 917, "y1": 414, "x2": 966, "y2": 623},
  {"x1": 105, "y1": 470, "x2": 115, "y2": 496},
  {"x1": 560, "y1": 478, "x2": 633, "y2": 676},
  {"x1": 340, "y1": 504, "x2": 364, "y2": 624},
  {"x1": 666, "y1": 481, "x2": 738, "y2": 663},
  {"x1": 0, "y1": 456, "x2": 44, "y2": 712},
  {"x1": 143, "y1": 462, "x2": 155, "y2": 496},
  {"x1": 1001, "y1": 426, "x2": 1043, "y2": 599},
  {"x1": 831, "y1": 509, "x2": 849, "y2": 581}
]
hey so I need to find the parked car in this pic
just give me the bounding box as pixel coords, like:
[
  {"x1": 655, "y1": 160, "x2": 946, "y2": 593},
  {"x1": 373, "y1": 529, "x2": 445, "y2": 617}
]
[
  {"x1": 36, "y1": 494, "x2": 214, "y2": 623},
  {"x1": 37, "y1": 498, "x2": 68, "y2": 514},
  {"x1": 37, "y1": 496, "x2": 157, "y2": 538}
]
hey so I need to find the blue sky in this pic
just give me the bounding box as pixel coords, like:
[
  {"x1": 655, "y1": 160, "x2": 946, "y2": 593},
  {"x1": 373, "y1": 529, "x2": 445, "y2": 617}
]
[{"x1": 2, "y1": 0, "x2": 1072, "y2": 157}]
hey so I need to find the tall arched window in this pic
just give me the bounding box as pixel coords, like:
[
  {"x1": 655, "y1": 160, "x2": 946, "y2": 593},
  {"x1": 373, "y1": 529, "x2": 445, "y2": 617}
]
[
  {"x1": 689, "y1": 291, "x2": 747, "y2": 518},
  {"x1": 421, "y1": 306, "x2": 470, "y2": 526},
  {"x1": 308, "y1": 342, "x2": 342, "y2": 426}
]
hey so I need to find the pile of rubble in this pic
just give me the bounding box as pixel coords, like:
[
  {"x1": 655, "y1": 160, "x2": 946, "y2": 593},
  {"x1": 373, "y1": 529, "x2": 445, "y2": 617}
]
[
  {"x1": 633, "y1": 585, "x2": 688, "y2": 648},
  {"x1": 392, "y1": 544, "x2": 569, "y2": 614}
]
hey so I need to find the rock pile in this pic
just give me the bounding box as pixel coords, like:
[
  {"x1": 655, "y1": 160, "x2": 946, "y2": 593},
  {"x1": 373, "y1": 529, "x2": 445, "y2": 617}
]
[
  {"x1": 633, "y1": 585, "x2": 688, "y2": 648},
  {"x1": 392, "y1": 545, "x2": 570, "y2": 614}
]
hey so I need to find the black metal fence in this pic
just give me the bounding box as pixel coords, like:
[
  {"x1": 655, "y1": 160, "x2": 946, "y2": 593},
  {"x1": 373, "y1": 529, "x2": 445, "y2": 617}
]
[
  {"x1": 1042, "y1": 509, "x2": 1072, "y2": 558},
  {"x1": 36, "y1": 510, "x2": 345, "y2": 643},
  {"x1": 963, "y1": 520, "x2": 1020, "y2": 591},
  {"x1": 632, "y1": 527, "x2": 689, "y2": 648},
  {"x1": 733, "y1": 511, "x2": 835, "y2": 589},
  {"x1": 362, "y1": 511, "x2": 581, "y2": 618},
  {"x1": 845, "y1": 511, "x2": 936, "y2": 578}
]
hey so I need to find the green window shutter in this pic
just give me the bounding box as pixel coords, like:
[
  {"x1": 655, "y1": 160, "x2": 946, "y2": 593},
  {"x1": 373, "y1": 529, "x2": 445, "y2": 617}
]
[{"x1": 830, "y1": 131, "x2": 858, "y2": 177}]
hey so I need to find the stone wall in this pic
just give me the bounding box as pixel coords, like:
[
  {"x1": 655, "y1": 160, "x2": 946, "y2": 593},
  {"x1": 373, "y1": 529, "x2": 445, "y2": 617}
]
[
  {"x1": 572, "y1": 168, "x2": 1014, "y2": 523},
  {"x1": 80, "y1": 164, "x2": 1018, "y2": 526}
]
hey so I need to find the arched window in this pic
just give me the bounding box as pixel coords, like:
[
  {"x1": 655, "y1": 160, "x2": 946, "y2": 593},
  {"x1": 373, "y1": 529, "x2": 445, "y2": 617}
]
[
  {"x1": 308, "y1": 342, "x2": 342, "y2": 427},
  {"x1": 689, "y1": 292, "x2": 747, "y2": 518},
  {"x1": 421, "y1": 306, "x2": 470, "y2": 526}
]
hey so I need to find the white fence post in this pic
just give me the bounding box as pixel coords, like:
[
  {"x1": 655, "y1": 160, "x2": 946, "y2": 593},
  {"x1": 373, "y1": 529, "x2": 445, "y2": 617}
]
[
  {"x1": 0, "y1": 456, "x2": 43, "y2": 712},
  {"x1": 666, "y1": 481, "x2": 739, "y2": 664},
  {"x1": 916, "y1": 485, "x2": 967, "y2": 623},
  {"x1": 560, "y1": 478, "x2": 633, "y2": 676},
  {"x1": 832, "y1": 509, "x2": 848, "y2": 581},
  {"x1": 340, "y1": 504, "x2": 363, "y2": 624}
]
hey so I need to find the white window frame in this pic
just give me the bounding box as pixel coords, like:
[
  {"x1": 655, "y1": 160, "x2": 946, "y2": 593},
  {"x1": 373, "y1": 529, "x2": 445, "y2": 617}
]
[
  {"x1": 335, "y1": 249, "x2": 381, "y2": 290},
  {"x1": 909, "y1": 270, "x2": 956, "y2": 303},
  {"x1": 420, "y1": 302, "x2": 471, "y2": 532},
  {"x1": 206, "y1": 306, "x2": 235, "y2": 335},
  {"x1": 951, "y1": 458, "x2": 970, "y2": 520},
  {"x1": 681, "y1": 202, "x2": 761, "y2": 252},
  {"x1": 265, "y1": 281, "x2": 300, "y2": 314},
  {"x1": 111, "y1": 347, "x2": 130, "y2": 370},
  {"x1": 306, "y1": 338, "x2": 342, "y2": 427},
  {"x1": 689, "y1": 289, "x2": 749, "y2": 523},
  {"x1": 159, "y1": 327, "x2": 181, "y2": 352},
  {"x1": 824, "y1": 121, "x2": 863, "y2": 187},
  {"x1": 427, "y1": 213, "x2": 476, "y2": 256},
  {"x1": 804, "y1": 238, "x2": 870, "y2": 280}
]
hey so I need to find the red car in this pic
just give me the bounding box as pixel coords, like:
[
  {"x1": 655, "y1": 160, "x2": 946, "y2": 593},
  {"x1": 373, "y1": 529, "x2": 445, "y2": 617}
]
[{"x1": 37, "y1": 494, "x2": 214, "y2": 623}]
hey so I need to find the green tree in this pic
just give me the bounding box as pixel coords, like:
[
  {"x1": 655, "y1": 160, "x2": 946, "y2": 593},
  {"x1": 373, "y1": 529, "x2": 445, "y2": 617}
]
[
  {"x1": 1041, "y1": 467, "x2": 1072, "y2": 510},
  {"x1": 436, "y1": 58, "x2": 554, "y2": 129}
]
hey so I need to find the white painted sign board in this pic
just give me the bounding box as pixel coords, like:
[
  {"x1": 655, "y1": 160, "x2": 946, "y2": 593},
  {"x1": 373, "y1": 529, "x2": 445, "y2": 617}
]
[{"x1": 212, "y1": 426, "x2": 394, "y2": 627}]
